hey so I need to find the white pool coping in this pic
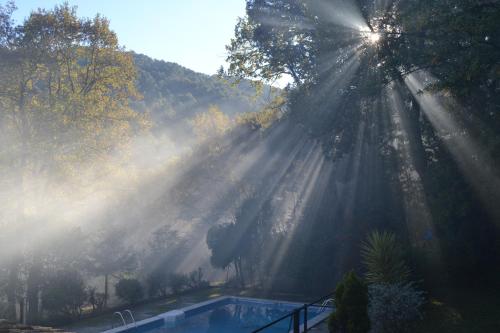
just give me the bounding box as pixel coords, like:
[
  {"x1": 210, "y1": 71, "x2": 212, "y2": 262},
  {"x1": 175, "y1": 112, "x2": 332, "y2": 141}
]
[{"x1": 102, "y1": 296, "x2": 332, "y2": 333}]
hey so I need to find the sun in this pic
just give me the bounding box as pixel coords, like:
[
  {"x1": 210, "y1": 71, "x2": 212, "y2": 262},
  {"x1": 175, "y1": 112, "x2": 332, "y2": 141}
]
[
  {"x1": 367, "y1": 32, "x2": 381, "y2": 44},
  {"x1": 360, "y1": 29, "x2": 381, "y2": 45}
]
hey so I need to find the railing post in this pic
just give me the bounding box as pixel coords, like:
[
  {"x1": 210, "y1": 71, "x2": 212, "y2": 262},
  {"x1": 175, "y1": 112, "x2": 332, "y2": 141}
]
[
  {"x1": 304, "y1": 305, "x2": 308, "y2": 332},
  {"x1": 293, "y1": 309, "x2": 300, "y2": 333}
]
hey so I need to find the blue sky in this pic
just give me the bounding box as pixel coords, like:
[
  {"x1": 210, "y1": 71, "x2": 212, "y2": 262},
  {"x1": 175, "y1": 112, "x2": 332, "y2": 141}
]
[{"x1": 11, "y1": 0, "x2": 246, "y2": 75}]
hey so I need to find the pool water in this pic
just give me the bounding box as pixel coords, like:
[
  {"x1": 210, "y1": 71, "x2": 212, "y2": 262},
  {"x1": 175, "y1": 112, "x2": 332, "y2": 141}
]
[
  {"x1": 108, "y1": 297, "x2": 330, "y2": 333},
  {"x1": 160, "y1": 302, "x2": 318, "y2": 333}
]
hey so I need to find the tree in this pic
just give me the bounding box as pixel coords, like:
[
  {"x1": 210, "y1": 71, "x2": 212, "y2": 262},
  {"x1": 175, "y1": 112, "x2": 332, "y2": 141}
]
[
  {"x1": 206, "y1": 193, "x2": 273, "y2": 287},
  {"x1": 87, "y1": 228, "x2": 137, "y2": 308},
  {"x1": 144, "y1": 225, "x2": 184, "y2": 297},
  {"x1": 328, "y1": 271, "x2": 370, "y2": 333},
  {"x1": 0, "y1": 1, "x2": 15, "y2": 46},
  {"x1": 206, "y1": 223, "x2": 237, "y2": 278},
  {"x1": 115, "y1": 278, "x2": 143, "y2": 305},
  {"x1": 167, "y1": 273, "x2": 188, "y2": 294},
  {"x1": 220, "y1": 0, "x2": 500, "y2": 296},
  {"x1": 0, "y1": 3, "x2": 147, "y2": 321},
  {"x1": 0, "y1": 3, "x2": 146, "y2": 176},
  {"x1": 146, "y1": 268, "x2": 169, "y2": 298},
  {"x1": 87, "y1": 287, "x2": 106, "y2": 313},
  {"x1": 376, "y1": 0, "x2": 500, "y2": 97},
  {"x1": 187, "y1": 268, "x2": 209, "y2": 290},
  {"x1": 226, "y1": 0, "x2": 315, "y2": 85},
  {"x1": 192, "y1": 105, "x2": 231, "y2": 142},
  {"x1": 41, "y1": 270, "x2": 87, "y2": 320}
]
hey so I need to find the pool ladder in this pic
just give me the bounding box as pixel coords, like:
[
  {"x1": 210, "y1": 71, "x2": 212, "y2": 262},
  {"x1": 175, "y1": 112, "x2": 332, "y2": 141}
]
[
  {"x1": 112, "y1": 310, "x2": 136, "y2": 329},
  {"x1": 319, "y1": 298, "x2": 334, "y2": 312}
]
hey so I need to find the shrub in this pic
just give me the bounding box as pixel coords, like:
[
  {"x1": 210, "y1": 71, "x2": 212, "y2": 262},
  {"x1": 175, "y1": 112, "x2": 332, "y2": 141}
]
[
  {"x1": 361, "y1": 231, "x2": 410, "y2": 284},
  {"x1": 146, "y1": 268, "x2": 169, "y2": 297},
  {"x1": 328, "y1": 312, "x2": 340, "y2": 333},
  {"x1": 168, "y1": 273, "x2": 189, "y2": 294},
  {"x1": 87, "y1": 287, "x2": 106, "y2": 313},
  {"x1": 115, "y1": 278, "x2": 144, "y2": 304},
  {"x1": 328, "y1": 271, "x2": 370, "y2": 333},
  {"x1": 188, "y1": 268, "x2": 209, "y2": 289},
  {"x1": 368, "y1": 282, "x2": 425, "y2": 333},
  {"x1": 42, "y1": 270, "x2": 87, "y2": 320}
]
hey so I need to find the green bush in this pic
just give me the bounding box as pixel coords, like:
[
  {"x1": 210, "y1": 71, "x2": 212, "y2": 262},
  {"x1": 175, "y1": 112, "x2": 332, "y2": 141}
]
[
  {"x1": 146, "y1": 268, "x2": 169, "y2": 297},
  {"x1": 188, "y1": 268, "x2": 210, "y2": 289},
  {"x1": 42, "y1": 270, "x2": 87, "y2": 320},
  {"x1": 368, "y1": 282, "x2": 425, "y2": 333},
  {"x1": 328, "y1": 271, "x2": 370, "y2": 333},
  {"x1": 361, "y1": 231, "x2": 410, "y2": 284},
  {"x1": 328, "y1": 312, "x2": 340, "y2": 333},
  {"x1": 115, "y1": 278, "x2": 144, "y2": 304},
  {"x1": 168, "y1": 273, "x2": 189, "y2": 294},
  {"x1": 87, "y1": 287, "x2": 106, "y2": 313}
]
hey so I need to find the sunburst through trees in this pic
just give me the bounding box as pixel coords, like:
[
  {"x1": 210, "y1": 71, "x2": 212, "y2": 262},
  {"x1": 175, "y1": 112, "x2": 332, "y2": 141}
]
[{"x1": 0, "y1": 0, "x2": 499, "y2": 330}]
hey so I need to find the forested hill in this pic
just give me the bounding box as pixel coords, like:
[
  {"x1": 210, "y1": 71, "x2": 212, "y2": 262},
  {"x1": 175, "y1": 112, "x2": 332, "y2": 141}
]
[{"x1": 131, "y1": 53, "x2": 278, "y2": 128}]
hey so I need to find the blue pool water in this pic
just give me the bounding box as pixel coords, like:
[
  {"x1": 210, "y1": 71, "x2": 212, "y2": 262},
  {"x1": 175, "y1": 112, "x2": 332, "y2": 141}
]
[{"x1": 107, "y1": 297, "x2": 331, "y2": 333}]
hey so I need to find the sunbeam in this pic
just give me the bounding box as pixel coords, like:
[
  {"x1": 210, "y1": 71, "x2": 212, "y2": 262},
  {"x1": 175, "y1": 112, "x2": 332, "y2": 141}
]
[
  {"x1": 405, "y1": 72, "x2": 500, "y2": 222},
  {"x1": 1, "y1": 1, "x2": 498, "y2": 329}
]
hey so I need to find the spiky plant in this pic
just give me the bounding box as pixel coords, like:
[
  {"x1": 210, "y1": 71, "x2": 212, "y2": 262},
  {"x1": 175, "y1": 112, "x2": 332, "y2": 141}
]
[{"x1": 361, "y1": 231, "x2": 410, "y2": 284}]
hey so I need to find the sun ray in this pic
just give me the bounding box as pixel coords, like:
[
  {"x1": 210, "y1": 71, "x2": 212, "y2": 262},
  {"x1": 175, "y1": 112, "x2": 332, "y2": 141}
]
[
  {"x1": 405, "y1": 72, "x2": 500, "y2": 222},
  {"x1": 384, "y1": 83, "x2": 444, "y2": 273}
]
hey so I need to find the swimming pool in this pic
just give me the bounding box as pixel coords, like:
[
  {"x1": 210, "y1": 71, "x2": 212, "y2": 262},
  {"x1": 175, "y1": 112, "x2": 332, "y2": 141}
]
[{"x1": 103, "y1": 296, "x2": 332, "y2": 333}]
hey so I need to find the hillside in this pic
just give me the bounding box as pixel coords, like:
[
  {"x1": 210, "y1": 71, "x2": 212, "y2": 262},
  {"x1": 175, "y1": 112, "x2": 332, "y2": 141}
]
[{"x1": 131, "y1": 53, "x2": 278, "y2": 131}]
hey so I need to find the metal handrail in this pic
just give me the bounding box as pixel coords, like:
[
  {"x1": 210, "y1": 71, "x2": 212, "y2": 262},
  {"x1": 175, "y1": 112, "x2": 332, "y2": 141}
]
[
  {"x1": 112, "y1": 311, "x2": 127, "y2": 328},
  {"x1": 124, "y1": 310, "x2": 136, "y2": 327},
  {"x1": 251, "y1": 292, "x2": 335, "y2": 333}
]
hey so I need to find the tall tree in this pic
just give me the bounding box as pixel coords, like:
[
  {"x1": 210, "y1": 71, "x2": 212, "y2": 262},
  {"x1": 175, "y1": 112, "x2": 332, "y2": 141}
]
[
  {"x1": 226, "y1": 0, "x2": 500, "y2": 289},
  {"x1": 0, "y1": 3, "x2": 147, "y2": 322}
]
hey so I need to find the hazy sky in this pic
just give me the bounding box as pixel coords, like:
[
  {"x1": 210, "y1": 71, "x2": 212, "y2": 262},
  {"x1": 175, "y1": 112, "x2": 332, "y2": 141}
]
[{"x1": 11, "y1": 0, "x2": 247, "y2": 75}]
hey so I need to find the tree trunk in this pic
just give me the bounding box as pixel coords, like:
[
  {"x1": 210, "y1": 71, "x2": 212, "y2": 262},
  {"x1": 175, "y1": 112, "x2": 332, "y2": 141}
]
[
  {"x1": 19, "y1": 298, "x2": 25, "y2": 324},
  {"x1": 26, "y1": 262, "x2": 41, "y2": 324},
  {"x1": 6, "y1": 261, "x2": 19, "y2": 321},
  {"x1": 104, "y1": 274, "x2": 109, "y2": 308},
  {"x1": 237, "y1": 259, "x2": 245, "y2": 288},
  {"x1": 406, "y1": 95, "x2": 427, "y2": 178},
  {"x1": 396, "y1": 81, "x2": 428, "y2": 179}
]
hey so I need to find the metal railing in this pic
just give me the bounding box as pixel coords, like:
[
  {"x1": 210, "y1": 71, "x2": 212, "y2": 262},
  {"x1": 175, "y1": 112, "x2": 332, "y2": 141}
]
[
  {"x1": 112, "y1": 309, "x2": 136, "y2": 329},
  {"x1": 112, "y1": 312, "x2": 126, "y2": 328},
  {"x1": 124, "y1": 310, "x2": 137, "y2": 327},
  {"x1": 251, "y1": 293, "x2": 335, "y2": 333}
]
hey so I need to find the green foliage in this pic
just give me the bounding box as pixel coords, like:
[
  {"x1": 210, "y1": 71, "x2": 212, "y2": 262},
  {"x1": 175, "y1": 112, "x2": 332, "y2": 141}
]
[
  {"x1": 226, "y1": 1, "x2": 315, "y2": 84},
  {"x1": 115, "y1": 278, "x2": 144, "y2": 304},
  {"x1": 379, "y1": 0, "x2": 500, "y2": 96},
  {"x1": 187, "y1": 268, "x2": 209, "y2": 290},
  {"x1": 206, "y1": 193, "x2": 273, "y2": 287},
  {"x1": 368, "y1": 282, "x2": 425, "y2": 333},
  {"x1": 87, "y1": 287, "x2": 105, "y2": 313},
  {"x1": 327, "y1": 313, "x2": 339, "y2": 333},
  {"x1": 329, "y1": 271, "x2": 370, "y2": 333},
  {"x1": 146, "y1": 267, "x2": 169, "y2": 298},
  {"x1": 236, "y1": 94, "x2": 286, "y2": 130},
  {"x1": 361, "y1": 231, "x2": 410, "y2": 284},
  {"x1": 192, "y1": 105, "x2": 231, "y2": 143},
  {"x1": 206, "y1": 224, "x2": 236, "y2": 270},
  {"x1": 0, "y1": 3, "x2": 148, "y2": 170},
  {"x1": 167, "y1": 273, "x2": 189, "y2": 294},
  {"x1": 147, "y1": 268, "x2": 207, "y2": 298},
  {"x1": 132, "y1": 53, "x2": 279, "y2": 125},
  {"x1": 42, "y1": 270, "x2": 86, "y2": 319}
]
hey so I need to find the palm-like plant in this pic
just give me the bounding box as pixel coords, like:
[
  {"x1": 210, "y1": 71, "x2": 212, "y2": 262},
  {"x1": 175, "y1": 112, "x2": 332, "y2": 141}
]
[{"x1": 361, "y1": 231, "x2": 410, "y2": 284}]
